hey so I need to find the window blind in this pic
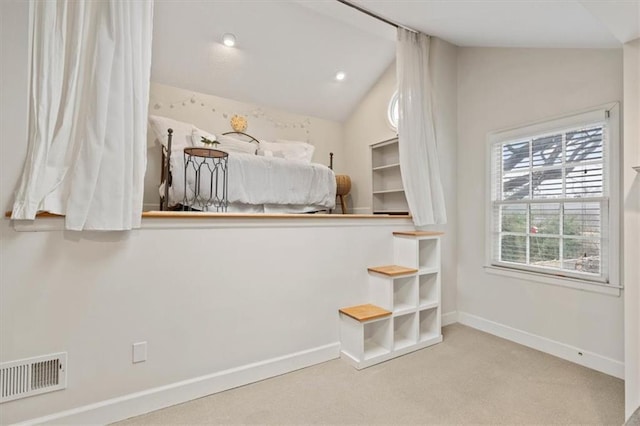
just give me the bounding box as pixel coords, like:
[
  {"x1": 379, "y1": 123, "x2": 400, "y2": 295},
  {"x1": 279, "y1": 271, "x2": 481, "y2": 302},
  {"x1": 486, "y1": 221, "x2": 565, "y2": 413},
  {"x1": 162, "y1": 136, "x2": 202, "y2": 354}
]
[{"x1": 490, "y1": 120, "x2": 610, "y2": 283}]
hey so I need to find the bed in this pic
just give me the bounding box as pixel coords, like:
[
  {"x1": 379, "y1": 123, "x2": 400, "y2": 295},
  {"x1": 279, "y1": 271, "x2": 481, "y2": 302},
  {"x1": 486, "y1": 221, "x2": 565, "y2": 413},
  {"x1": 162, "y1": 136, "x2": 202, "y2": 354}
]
[{"x1": 149, "y1": 115, "x2": 336, "y2": 213}]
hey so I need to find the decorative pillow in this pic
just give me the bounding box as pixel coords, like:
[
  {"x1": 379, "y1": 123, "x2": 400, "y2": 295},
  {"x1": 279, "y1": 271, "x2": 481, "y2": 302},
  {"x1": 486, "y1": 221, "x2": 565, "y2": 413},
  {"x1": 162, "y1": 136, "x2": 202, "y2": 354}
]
[
  {"x1": 259, "y1": 140, "x2": 312, "y2": 163},
  {"x1": 148, "y1": 115, "x2": 195, "y2": 150}
]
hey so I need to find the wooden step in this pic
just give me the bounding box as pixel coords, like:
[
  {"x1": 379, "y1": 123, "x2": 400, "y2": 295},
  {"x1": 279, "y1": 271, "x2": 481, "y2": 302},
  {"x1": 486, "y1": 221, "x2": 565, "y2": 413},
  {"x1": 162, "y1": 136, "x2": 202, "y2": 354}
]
[
  {"x1": 393, "y1": 231, "x2": 444, "y2": 237},
  {"x1": 339, "y1": 304, "x2": 391, "y2": 322},
  {"x1": 367, "y1": 265, "x2": 418, "y2": 277}
]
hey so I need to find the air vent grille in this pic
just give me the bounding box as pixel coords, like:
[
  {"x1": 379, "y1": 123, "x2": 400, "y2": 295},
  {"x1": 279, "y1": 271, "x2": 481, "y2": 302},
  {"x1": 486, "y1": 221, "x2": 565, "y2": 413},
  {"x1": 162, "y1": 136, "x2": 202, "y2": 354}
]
[{"x1": 1, "y1": 353, "x2": 67, "y2": 403}]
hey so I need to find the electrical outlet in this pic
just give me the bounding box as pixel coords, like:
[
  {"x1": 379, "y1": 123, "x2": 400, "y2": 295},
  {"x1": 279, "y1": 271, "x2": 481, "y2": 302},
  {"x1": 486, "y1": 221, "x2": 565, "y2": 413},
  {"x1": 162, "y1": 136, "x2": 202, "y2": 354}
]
[{"x1": 132, "y1": 342, "x2": 147, "y2": 363}]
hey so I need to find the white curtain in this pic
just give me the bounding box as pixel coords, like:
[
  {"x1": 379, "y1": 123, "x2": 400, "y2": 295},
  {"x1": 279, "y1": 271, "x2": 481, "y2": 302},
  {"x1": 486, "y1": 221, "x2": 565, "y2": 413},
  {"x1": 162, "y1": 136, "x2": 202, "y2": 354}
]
[
  {"x1": 396, "y1": 29, "x2": 447, "y2": 225},
  {"x1": 11, "y1": 0, "x2": 153, "y2": 230}
]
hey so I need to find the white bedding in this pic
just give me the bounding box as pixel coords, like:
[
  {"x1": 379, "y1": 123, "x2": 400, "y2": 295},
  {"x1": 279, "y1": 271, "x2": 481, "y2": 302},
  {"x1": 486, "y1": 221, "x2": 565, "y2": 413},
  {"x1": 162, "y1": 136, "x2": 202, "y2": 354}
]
[{"x1": 166, "y1": 151, "x2": 336, "y2": 212}]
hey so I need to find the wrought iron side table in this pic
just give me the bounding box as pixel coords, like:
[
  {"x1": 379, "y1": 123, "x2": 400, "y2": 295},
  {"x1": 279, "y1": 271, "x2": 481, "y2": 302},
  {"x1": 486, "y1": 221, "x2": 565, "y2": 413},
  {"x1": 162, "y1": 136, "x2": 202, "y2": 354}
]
[{"x1": 183, "y1": 147, "x2": 228, "y2": 212}]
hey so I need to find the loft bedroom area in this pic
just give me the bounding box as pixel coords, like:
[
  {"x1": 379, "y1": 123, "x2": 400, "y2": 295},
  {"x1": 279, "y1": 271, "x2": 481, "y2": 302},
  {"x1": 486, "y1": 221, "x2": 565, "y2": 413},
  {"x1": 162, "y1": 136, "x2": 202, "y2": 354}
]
[
  {"x1": 145, "y1": 1, "x2": 403, "y2": 216},
  {"x1": 0, "y1": 1, "x2": 638, "y2": 425}
]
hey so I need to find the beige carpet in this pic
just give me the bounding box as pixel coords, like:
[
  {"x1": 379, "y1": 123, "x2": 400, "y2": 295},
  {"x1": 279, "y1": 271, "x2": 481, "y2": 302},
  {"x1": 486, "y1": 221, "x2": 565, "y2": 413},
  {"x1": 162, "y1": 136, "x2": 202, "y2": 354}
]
[{"x1": 115, "y1": 324, "x2": 624, "y2": 425}]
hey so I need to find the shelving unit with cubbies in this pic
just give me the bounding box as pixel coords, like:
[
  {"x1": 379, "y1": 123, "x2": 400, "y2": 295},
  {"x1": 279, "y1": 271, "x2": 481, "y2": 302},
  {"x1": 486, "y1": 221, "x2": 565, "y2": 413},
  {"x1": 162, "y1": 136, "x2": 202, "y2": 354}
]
[
  {"x1": 339, "y1": 231, "x2": 443, "y2": 369},
  {"x1": 371, "y1": 138, "x2": 408, "y2": 215}
]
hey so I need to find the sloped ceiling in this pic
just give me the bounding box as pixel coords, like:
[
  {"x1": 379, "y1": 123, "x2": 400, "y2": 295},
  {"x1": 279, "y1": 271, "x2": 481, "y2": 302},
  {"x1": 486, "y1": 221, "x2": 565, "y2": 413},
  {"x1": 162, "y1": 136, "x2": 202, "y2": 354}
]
[
  {"x1": 151, "y1": 1, "x2": 396, "y2": 123},
  {"x1": 151, "y1": 1, "x2": 638, "y2": 123}
]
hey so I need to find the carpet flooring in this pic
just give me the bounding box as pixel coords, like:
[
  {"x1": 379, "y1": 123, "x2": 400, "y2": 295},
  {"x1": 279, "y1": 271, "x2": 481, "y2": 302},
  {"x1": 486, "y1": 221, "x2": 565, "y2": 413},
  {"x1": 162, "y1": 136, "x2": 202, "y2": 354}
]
[{"x1": 115, "y1": 324, "x2": 624, "y2": 425}]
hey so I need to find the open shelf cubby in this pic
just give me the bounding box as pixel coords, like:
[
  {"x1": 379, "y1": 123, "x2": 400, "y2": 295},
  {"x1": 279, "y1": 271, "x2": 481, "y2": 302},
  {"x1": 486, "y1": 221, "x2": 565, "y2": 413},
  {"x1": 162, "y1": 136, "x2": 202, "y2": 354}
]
[
  {"x1": 394, "y1": 312, "x2": 418, "y2": 350},
  {"x1": 418, "y1": 273, "x2": 438, "y2": 308},
  {"x1": 363, "y1": 318, "x2": 392, "y2": 360},
  {"x1": 419, "y1": 307, "x2": 439, "y2": 342},
  {"x1": 418, "y1": 238, "x2": 439, "y2": 271},
  {"x1": 393, "y1": 276, "x2": 417, "y2": 313}
]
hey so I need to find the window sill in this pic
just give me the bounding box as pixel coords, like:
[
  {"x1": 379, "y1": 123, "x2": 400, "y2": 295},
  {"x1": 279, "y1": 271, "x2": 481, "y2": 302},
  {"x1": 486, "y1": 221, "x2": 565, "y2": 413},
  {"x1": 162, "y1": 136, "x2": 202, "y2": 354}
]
[{"x1": 483, "y1": 265, "x2": 621, "y2": 296}]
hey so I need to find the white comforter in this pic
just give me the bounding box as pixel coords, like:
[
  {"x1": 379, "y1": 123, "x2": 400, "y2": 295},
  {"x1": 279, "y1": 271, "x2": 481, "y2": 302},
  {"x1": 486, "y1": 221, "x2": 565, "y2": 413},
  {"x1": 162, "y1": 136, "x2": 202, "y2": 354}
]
[{"x1": 167, "y1": 152, "x2": 336, "y2": 211}]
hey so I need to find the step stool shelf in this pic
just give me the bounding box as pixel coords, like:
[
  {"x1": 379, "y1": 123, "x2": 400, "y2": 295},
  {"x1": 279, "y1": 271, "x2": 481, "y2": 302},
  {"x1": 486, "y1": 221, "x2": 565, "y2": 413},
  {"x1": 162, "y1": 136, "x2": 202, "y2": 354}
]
[
  {"x1": 339, "y1": 304, "x2": 391, "y2": 322},
  {"x1": 367, "y1": 265, "x2": 418, "y2": 277},
  {"x1": 392, "y1": 231, "x2": 444, "y2": 237},
  {"x1": 339, "y1": 230, "x2": 444, "y2": 370}
]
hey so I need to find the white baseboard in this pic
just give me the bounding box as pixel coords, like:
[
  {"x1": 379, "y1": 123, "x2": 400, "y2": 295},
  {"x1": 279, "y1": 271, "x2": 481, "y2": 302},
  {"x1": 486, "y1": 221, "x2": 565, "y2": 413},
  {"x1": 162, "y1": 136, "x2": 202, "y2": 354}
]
[
  {"x1": 442, "y1": 311, "x2": 458, "y2": 326},
  {"x1": 457, "y1": 312, "x2": 624, "y2": 379},
  {"x1": 21, "y1": 343, "x2": 340, "y2": 426}
]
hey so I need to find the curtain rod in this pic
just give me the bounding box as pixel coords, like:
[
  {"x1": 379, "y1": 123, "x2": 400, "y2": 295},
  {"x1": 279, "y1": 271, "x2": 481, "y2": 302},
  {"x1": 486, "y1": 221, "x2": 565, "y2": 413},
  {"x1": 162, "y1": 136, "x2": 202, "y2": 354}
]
[{"x1": 335, "y1": 0, "x2": 419, "y2": 33}]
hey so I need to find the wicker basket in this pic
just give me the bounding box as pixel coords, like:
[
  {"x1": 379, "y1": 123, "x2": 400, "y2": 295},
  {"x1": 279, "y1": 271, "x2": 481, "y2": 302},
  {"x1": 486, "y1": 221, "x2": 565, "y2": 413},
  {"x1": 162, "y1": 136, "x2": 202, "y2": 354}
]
[{"x1": 335, "y1": 175, "x2": 352, "y2": 196}]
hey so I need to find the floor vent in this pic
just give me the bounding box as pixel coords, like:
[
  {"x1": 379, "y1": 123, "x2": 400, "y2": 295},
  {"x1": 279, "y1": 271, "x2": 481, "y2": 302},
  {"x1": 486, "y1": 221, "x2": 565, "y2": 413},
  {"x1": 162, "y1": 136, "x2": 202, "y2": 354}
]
[{"x1": 1, "y1": 353, "x2": 67, "y2": 403}]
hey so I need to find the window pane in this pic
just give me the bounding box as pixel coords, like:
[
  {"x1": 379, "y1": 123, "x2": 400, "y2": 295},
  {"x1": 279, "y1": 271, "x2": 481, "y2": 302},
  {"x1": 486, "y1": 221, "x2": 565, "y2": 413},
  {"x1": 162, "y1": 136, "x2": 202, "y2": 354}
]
[
  {"x1": 531, "y1": 168, "x2": 563, "y2": 199},
  {"x1": 530, "y1": 203, "x2": 559, "y2": 235},
  {"x1": 532, "y1": 134, "x2": 562, "y2": 167},
  {"x1": 565, "y1": 164, "x2": 603, "y2": 197},
  {"x1": 502, "y1": 170, "x2": 530, "y2": 200},
  {"x1": 563, "y1": 238, "x2": 600, "y2": 274},
  {"x1": 501, "y1": 205, "x2": 527, "y2": 232},
  {"x1": 502, "y1": 140, "x2": 530, "y2": 172},
  {"x1": 565, "y1": 126, "x2": 603, "y2": 163},
  {"x1": 500, "y1": 235, "x2": 526, "y2": 264},
  {"x1": 563, "y1": 202, "x2": 600, "y2": 236},
  {"x1": 530, "y1": 236, "x2": 560, "y2": 268}
]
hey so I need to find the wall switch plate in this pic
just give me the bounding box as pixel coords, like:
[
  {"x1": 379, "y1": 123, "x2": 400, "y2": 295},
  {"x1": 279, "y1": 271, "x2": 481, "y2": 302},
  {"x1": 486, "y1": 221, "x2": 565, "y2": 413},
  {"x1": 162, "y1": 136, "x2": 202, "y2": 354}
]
[{"x1": 132, "y1": 342, "x2": 147, "y2": 363}]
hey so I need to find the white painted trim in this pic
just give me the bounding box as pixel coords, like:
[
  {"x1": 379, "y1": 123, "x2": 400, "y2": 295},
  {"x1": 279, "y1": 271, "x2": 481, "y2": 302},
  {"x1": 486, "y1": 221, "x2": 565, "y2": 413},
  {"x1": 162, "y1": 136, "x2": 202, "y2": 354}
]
[
  {"x1": 441, "y1": 311, "x2": 458, "y2": 326},
  {"x1": 457, "y1": 311, "x2": 624, "y2": 379},
  {"x1": 19, "y1": 343, "x2": 340, "y2": 426},
  {"x1": 484, "y1": 266, "x2": 622, "y2": 296}
]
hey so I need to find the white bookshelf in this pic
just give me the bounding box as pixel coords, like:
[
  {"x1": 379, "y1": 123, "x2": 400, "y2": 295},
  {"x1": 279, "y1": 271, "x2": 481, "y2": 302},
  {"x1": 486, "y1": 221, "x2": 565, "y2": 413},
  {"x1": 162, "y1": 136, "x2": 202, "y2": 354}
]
[{"x1": 371, "y1": 138, "x2": 408, "y2": 215}]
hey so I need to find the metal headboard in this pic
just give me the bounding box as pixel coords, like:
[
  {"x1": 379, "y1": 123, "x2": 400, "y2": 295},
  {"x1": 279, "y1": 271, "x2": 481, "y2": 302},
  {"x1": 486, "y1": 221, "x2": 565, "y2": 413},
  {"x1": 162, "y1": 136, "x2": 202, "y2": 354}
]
[{"x1": 221, "y1": 131, "x2": 260, "y2": 144}]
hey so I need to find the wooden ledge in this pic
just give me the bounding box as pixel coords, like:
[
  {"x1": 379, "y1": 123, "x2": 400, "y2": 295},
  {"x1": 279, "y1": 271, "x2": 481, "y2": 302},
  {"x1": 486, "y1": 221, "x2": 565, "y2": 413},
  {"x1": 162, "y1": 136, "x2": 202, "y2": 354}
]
[
  {"x1": 367, "y1": 265, "x2": 418, "y2": 277},
  {"x1": 339, "y1": 304, "x2": 391, "y2": 322},
  {"x1": 393, "y1": 231, "x2": 444, "y2": 237},
  {"x1": 142, "y1": 211, "x2": 410, "y2": 219},
  {"x1": 5, "y1": 210, "x2": 411, "y2": 220}
]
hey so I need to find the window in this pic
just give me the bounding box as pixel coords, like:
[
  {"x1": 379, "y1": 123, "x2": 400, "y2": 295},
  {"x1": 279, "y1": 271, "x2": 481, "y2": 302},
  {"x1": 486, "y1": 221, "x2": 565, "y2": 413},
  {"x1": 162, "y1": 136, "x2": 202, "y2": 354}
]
[
  {"x1": 387, "y1": 90, "x2": 399, "y2": 131},
  {"x1": 488, "y1": 105, "x2": 620, "y2": 287}
]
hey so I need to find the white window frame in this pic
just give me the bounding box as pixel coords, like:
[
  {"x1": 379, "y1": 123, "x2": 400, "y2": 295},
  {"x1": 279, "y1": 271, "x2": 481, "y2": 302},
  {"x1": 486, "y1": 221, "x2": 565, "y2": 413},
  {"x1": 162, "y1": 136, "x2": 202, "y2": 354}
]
[
  {"x1": 387, "y1": 90, "x2": 399, "y2": 131},
  {"x1": 485, "y1": 103, "x2": 621, "y2": 295}
]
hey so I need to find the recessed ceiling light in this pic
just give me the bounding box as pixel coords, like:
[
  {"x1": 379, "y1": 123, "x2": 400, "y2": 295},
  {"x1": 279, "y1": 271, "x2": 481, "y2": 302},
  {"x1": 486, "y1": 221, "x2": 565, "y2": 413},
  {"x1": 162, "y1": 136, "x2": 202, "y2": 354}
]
[
  {"x1": 222, "y1": 33, "x2": 236, "y2": 47},
  {"x1": 335, "y1": 71, "x2": 346, "y2": 81}
]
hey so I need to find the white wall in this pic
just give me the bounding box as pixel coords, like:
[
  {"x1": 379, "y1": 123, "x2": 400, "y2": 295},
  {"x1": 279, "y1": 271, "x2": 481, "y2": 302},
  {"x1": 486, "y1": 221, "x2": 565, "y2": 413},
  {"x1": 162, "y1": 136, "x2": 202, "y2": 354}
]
[
  {"x1": 623, "y1": 38, "x2": 640, "y2": 421},
  {"x1": 145, "y1": 83, "x2": 344, "y2": 209},
  {"x1": 0, "y1": 0, "x2": 29, "y2": 214},
  {"x1": 457, "y1": 48, "x2": 624, "y2": 368},
  {"x1": 343, "y1": 62, "x2": 397, "y2": 214},
  {"x1": 343, "y1": 37, "x2": 459, "y2": 319}
]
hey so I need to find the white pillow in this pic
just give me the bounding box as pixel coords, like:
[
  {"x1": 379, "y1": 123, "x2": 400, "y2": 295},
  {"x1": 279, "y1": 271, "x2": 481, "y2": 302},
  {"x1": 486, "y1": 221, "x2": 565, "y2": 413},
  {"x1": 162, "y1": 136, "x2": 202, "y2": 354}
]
[
  {"x1": 191, "y1": 127, "x2": 217, "y2": 146},
  {"x1": 275, "y1": 139, "x2": 315, "y2": 163},
  {"x1": 216, "y1": 134, "x2": 258, "y2": 155},
  {"x1": 260, "y1": 140, "x2": 311, "y2": 163},
  {"x1": 148, "y1": 115, "x2": 195, "y2": 150},
  {"x1": 188, "y1": 129, "x2": 256, "y2": 155}
]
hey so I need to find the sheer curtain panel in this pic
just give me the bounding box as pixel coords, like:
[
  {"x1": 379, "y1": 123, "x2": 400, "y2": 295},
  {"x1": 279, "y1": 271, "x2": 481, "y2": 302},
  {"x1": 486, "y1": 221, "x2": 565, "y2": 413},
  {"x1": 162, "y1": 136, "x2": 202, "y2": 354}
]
[
  {"x1": 11, "y1": 0, "x2": 153, "y2": 230},
  {"x1": 396, "y1": 29, "x2": 447, "y2": 226}
]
